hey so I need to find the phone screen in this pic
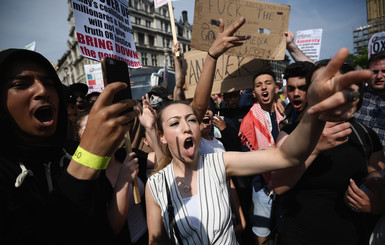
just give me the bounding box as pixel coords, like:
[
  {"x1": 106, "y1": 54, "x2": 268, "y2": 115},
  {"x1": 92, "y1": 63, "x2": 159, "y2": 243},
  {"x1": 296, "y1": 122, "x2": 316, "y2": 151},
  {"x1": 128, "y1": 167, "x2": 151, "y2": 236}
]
[{"x1": 101, "y1": 57, "x2": 133, "y2": 108}]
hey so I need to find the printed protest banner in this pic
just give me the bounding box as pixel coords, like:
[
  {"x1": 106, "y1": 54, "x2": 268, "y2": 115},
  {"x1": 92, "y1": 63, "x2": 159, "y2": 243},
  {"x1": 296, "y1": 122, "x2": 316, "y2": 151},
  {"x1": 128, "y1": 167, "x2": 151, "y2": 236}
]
[
  {"x1": 182, "y1": 50, "x2": 269, "y2": 98},
  {"x1": 84, "y1": 63, "x2": 104, "y2": 93},
  {"x1": 295, "y1": 29, "x2": 323, "y2": 62},
  {"x1": 154, "y1": 0, "x2": 172, "y2": 8},
  {"x1": 72, "y1": 0, "x2": 141, "y2": 68},
  {"x1": 368, "y1": 31, "x2": 385, "y2": 59},
  {"x1": 191, "y1": 0, "x2": 291, "y2": 60}
]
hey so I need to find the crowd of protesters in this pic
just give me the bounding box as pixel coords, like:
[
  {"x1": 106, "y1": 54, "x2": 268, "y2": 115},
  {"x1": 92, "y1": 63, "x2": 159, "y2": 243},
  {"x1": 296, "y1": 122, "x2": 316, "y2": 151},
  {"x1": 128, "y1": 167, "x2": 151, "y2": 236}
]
[{"x1": 1, "y1": 16, "x2": 385, "y2": 245}]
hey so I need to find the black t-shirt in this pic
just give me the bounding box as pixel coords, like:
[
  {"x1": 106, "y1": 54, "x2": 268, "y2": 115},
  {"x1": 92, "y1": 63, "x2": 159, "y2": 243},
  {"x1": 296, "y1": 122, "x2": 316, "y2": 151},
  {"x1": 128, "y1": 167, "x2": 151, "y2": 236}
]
[{"x1": 280, "y1": 119, "x2": 382, "y2": 245}]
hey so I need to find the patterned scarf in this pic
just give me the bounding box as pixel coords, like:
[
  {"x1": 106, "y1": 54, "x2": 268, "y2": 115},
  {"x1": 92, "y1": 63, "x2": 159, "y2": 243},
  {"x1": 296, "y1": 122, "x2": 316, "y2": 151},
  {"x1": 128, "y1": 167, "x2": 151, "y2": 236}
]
[
  {"x1": 239, "y1": 103, "x2": 283, "y2": 150},
  {"x1": 238, "y1": 102, "x2": 283, "y2": 187}
]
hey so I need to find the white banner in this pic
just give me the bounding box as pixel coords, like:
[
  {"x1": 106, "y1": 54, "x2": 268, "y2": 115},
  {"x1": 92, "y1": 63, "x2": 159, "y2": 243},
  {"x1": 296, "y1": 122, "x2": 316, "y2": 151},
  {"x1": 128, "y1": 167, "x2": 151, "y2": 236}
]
[
  {"x1": 72, "y1": 0, "x2": 141, "y2": 68},
  {"x1": 368, "y1": 31, "x2": 385, "y2": 59},
  {"x1": 296, "y1": 29, "x2": 323, "y2": 62},
  {"x1": 84, "y1": 63, "x2": 104, "y2": 93},
  {"x1": 154, "y1": 0, "x2": 172, "y2": 8}
]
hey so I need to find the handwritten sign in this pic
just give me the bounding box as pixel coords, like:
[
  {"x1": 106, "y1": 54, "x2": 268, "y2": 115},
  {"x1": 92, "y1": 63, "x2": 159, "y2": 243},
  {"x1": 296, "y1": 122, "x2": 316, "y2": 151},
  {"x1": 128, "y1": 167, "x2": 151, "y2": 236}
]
[
  {"x1": 368, "y1": 31, "x2": 385, "y2": 59},
  {"x1": 182, "y1": 50, "x2": 269, "y2": 98},
  {"x1": 72, "y1": 0, "x2": 141, "y2": 68},
  {"x1": 296, "y1": 29, "x2": 323, "y2": 62},
  {"x1": 191, "y1": 0, "x2": 290, "y2": 60}
]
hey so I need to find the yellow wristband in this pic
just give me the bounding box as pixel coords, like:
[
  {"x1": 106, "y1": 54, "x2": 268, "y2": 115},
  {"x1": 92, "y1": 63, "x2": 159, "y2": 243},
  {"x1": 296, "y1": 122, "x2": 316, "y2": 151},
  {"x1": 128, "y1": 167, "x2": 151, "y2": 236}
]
[{"x1": 72, "y1": 146, "x2": 111, "y2": 170}]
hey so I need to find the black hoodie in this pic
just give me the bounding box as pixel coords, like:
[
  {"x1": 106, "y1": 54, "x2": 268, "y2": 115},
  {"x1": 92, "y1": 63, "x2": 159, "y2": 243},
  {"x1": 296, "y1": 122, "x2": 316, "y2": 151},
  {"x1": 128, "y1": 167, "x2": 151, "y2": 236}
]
[{"x1": 0, "y1": 49, "x2": 114, "y2": 244}]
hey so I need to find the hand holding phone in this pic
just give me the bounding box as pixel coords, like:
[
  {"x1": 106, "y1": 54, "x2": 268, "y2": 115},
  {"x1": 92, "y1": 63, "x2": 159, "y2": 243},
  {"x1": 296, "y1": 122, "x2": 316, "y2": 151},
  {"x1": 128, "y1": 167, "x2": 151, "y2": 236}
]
[{"x1": 101, "y1": 57, "x2": 133, "y2": 112}]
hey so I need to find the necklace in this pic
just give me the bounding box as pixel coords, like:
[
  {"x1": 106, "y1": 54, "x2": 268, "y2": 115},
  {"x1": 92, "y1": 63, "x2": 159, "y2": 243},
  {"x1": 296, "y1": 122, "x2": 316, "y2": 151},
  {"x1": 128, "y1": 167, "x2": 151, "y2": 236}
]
[
  {"x1": 180, "y1": 181, "x2": 190, "y2": 193},
  {"x1": 173, "y1": 162, "x2": 191, "y2": 193}
]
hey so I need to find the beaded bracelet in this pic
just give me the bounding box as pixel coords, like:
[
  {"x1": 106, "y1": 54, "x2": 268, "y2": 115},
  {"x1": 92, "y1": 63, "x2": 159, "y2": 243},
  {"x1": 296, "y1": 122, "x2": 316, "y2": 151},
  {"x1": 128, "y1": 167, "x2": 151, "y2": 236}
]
[
  {"x1": 207, "y1": 51, "x2": 218, "y2": 60},
  {"x1": 72, "y1": 146, "x2": 111, "y2": 170}
]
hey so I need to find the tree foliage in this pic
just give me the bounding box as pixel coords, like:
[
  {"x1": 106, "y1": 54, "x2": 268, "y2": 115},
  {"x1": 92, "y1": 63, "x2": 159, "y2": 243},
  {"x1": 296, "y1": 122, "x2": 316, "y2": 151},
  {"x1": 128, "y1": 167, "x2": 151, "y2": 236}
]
[{"x1": 348, "y1": 48, "x2": 368, "y2": 69}]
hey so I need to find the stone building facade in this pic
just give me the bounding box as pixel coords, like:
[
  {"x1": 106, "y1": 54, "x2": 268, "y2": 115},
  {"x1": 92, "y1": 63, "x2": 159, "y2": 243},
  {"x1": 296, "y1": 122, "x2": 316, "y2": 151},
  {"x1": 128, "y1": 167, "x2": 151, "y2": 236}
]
[{"x1": 57, "y1": 0, "x2": 192, "y2": 86}]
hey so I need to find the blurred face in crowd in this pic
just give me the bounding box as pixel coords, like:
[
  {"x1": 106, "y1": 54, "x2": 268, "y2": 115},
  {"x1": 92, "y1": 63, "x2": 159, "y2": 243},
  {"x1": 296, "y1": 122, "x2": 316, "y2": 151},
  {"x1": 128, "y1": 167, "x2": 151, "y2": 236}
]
[
  {"x1": 369, "y1": 59, "x2": 385, "y2": 94},
  {"x1": 73, "y1": 90, "x2": 88, "y2": 113},
  {"x1": 200, "y1": 108, "x2": 213, "y2": 138},
  {"x1": 286, "y1": 77, "x2": 308, "y2": 113},
  {"x1": 5, "y1": 60, "x2": 59, "y2": 142},
  {"x1": 223, "y1": 91, "x2": 240, "y2": 110},
  {"x1": 87, "y1": 94, "x2": 99, "y2": 108},
  {"x1": 253, "y1": 74, "x2": 278, "y2": 111}
]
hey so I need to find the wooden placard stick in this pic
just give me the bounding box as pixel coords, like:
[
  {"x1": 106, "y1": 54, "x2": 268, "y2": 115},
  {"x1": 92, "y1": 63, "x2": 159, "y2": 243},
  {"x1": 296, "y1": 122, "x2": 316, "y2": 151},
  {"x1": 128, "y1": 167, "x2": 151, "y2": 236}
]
[
  {"x1": 124, "y1": 131, "x2": 141, "y2": 204},
  {"x1": 168, "y1": 1, "x2": 180, "y2": 57}
]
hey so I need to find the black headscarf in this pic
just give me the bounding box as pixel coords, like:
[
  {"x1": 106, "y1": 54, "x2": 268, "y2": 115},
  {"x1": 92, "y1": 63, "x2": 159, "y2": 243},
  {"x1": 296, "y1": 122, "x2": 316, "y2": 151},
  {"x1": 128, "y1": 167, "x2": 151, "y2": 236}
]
[{"x1": 0, "y1": 49, "x2": 68, "y2": 162}]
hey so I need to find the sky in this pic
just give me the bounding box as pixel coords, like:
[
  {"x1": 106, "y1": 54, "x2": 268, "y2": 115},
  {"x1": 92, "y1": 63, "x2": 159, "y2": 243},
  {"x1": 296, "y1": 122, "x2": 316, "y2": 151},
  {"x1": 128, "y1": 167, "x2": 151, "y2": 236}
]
[{"x1": 0, "y1": 0, "x2": 367, "y2": 64}]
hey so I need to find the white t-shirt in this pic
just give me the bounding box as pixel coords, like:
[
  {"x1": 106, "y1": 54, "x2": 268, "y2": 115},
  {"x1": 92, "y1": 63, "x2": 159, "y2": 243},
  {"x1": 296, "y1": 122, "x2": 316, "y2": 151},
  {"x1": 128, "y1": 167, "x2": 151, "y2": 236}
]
[{"x1": 198, "y1": 137, "x2": 226, "y2": 155}]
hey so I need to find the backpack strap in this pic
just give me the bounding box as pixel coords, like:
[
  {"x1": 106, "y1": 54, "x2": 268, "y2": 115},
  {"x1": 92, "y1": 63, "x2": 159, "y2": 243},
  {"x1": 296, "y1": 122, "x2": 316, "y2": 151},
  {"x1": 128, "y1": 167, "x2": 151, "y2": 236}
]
[
  {"x1": 164, "y1": 175, "x2": 184, "y2": 245},
  {"x1": 350, "y1": 121, "x2": 373, "y2": 163}
]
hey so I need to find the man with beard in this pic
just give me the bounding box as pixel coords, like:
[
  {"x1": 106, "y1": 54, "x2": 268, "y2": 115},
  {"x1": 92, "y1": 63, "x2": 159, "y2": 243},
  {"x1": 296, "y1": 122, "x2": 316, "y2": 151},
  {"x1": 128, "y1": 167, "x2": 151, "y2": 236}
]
[
  {"x1": 355, "y1": 51, "x2": 385, "y2": 156},
  {"x1": 238, "y1": 70, "x2": 283, "y2": 244}
]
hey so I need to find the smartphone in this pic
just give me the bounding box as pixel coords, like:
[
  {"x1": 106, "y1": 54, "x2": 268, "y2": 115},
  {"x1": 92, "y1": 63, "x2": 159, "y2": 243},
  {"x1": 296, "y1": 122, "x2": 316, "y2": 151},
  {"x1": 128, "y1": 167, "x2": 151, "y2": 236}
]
[{"x1": 101, "y1": 57, "x2": 133, "y2": 112}]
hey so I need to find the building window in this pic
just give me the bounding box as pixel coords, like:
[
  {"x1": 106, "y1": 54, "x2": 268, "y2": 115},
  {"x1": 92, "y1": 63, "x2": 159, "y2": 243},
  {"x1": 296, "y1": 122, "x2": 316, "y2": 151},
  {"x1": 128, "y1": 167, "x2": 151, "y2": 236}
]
[
  {"x1": 134, "y1": 1, "x2": 138, "y2": 9},
  {"x1": 146, "y1": 20, "x2": 151, "y2": 28},
  {"x1": 178, "y1": 26, "x2": 183, "y2": 37},
  {"x1": 166, "y1": 39, "x2": 171, "y2": 48},
  {"x1": 169, "y1": 55, "x2": 174, "y2": 68},
  {"x1": 135, "y1": 17, "x2": 141, "y2": 25},
  {"x1": 141, "y1": 53, "x2": 148, "y2": 66},
  {"x1": 138, "y1": 33, "x2": 145, "y2": 44},
  {"x1": 149, "y1": 35, "x2": 154, "y2": 46},
  {"x1": 145, "y1": 4, "x2": 148, "y2": 13},
  {"x1": 163, "y1": 8, "x2": 167, "y2": 17},
  {"x1": 165, "y1": 23, "x2": 169, "y2": 33},
  {"x1": 151, "y1": 54, "x2": 157, "y2": 67}
]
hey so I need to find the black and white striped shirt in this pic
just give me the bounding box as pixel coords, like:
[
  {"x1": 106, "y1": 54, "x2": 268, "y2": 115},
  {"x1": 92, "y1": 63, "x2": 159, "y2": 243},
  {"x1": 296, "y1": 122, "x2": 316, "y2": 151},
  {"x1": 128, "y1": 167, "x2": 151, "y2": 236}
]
[{"x1": 147, "y1": 152, "x2": 238, "y2": 244}]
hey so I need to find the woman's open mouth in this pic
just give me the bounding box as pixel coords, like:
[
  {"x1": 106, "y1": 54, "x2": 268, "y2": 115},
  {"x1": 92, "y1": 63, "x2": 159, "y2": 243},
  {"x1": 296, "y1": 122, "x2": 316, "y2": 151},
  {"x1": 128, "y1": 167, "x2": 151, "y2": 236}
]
[{"x1": 184, "y1": 137, "x2": 195, "y2": 157}]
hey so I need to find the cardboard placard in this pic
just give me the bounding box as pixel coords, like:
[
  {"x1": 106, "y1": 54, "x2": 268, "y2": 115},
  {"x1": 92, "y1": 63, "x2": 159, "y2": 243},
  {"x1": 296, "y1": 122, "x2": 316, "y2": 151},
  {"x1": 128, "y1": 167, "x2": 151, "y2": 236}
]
[
  {"x1": 182, "y1": 50, "x2": 269, "y2": 98},
  {"x1": 191, "y1": 0, "x2": 290, "y2": 60}
]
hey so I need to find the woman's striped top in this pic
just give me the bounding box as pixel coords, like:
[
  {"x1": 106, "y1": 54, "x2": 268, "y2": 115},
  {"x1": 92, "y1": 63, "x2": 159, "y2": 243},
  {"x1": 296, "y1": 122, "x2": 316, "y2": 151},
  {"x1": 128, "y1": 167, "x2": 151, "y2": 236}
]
[{"x1": 147, "y1": 152, "x2": 238, "y2": 244}]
